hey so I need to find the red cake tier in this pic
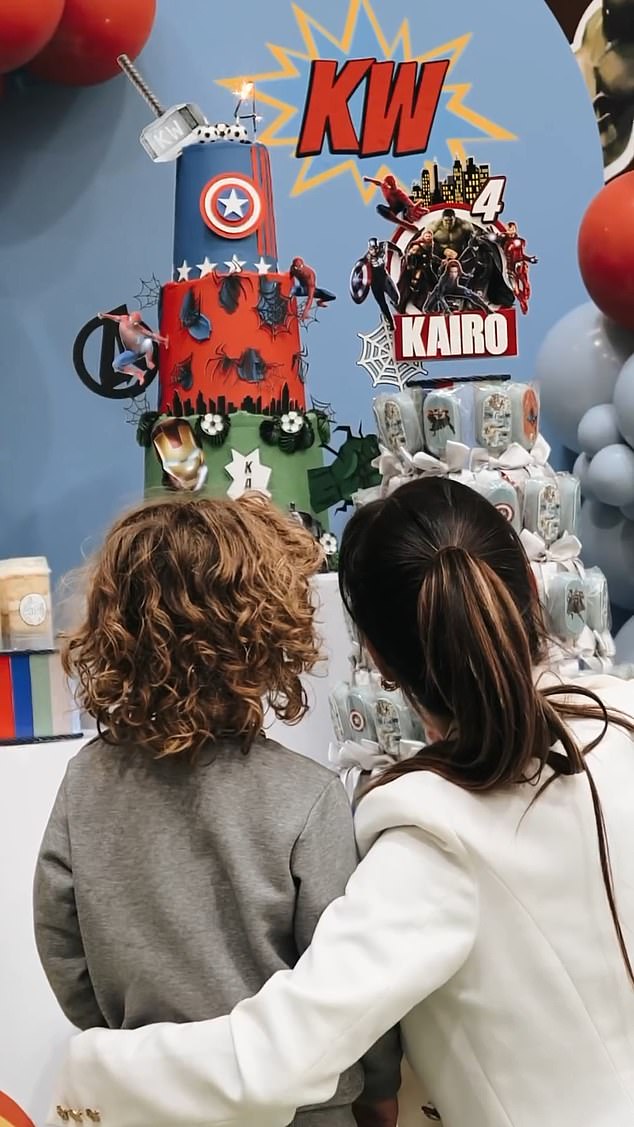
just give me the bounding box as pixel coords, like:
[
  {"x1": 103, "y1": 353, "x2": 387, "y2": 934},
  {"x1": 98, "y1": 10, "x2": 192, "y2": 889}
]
[{"x1": 158, "y1": 271, "x2": 307, "y2": 416}]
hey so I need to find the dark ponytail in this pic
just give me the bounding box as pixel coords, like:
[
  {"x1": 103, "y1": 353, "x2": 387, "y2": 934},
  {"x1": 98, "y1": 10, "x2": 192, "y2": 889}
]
[{"x1": 339, "y1": 477, "x2": 634, "y2": 985}]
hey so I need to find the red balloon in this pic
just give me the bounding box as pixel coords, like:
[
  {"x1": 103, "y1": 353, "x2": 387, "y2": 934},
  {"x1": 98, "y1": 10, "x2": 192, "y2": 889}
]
[
  {"x1": 578, "y1": 172, "x2": 634, "y2": 332},
  {"x1": 28, "y1": 0, "x2": 156, "y2": 86},
  {"x1": 0, "y1": 0, "x2": 65, "y2": 74}
]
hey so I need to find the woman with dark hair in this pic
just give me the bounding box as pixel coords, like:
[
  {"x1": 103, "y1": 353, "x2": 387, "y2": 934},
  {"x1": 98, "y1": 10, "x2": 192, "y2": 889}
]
[{"x1": 50, "y1": 478, "x2": 634, "y2": 1127}]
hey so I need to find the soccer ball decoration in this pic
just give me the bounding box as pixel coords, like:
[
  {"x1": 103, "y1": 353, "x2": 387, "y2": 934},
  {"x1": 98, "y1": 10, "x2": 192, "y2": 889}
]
[{"x1": 189, "y1": 122, "x2": 249, "y2": 146}]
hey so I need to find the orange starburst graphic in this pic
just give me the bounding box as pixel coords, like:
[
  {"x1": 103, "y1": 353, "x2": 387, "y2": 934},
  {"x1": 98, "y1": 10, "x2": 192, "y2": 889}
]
[{"x1": 216, "y1": 0, "x2": 516, "y2": 201}]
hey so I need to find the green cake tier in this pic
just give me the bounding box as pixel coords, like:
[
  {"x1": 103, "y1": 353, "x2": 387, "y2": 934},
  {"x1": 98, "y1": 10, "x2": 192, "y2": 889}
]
[{"x1": 142, "y1": 410, "x2": 328, "y2": 523}]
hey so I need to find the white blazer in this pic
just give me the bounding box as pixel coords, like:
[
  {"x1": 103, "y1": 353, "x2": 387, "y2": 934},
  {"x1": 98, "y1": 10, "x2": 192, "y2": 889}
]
[{"x1": 49, "y1": 674, "x2": 634, "y2": 1127}]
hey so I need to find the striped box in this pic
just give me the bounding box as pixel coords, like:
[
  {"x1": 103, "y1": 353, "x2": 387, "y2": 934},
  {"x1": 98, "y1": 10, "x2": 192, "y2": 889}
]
[{"x1": 0, "y1": 650, "x2": 81, "y2": 745}]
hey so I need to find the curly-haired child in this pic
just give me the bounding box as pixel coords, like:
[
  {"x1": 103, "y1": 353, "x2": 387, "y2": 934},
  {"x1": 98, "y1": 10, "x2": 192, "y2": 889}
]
[{"x1": 33, "y1": 494, "x2": 400, "y2": 1127}]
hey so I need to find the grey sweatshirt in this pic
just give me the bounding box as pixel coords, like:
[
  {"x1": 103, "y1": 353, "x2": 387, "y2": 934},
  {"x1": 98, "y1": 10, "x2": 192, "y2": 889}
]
[{"x1": 33, "y1": 735, "x2": 401, "y2": 1115}]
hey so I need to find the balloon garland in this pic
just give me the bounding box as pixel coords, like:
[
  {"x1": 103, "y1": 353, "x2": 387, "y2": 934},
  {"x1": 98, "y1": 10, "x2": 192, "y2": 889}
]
[{"x1": 0, "y1": 0, "x2": 155, "y2": 86}]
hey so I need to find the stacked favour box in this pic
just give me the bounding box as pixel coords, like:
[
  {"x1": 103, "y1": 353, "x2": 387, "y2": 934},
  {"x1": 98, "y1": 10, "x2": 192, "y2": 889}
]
[
  {"x1": 329, "y1": 377, "x2": 616, "y2": 793},
  {"x1": 0, "y1": 558, "x2": 80, "y2": 745}
]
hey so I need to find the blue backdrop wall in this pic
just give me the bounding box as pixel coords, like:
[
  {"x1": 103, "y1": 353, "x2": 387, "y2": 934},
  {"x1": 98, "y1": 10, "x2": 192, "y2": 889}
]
[{"x1": 0, "y1": 0, "x2": 603, "y2": 580}]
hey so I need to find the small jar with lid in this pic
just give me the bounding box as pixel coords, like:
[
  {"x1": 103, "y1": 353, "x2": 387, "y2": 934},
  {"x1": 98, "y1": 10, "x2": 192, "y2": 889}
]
[{"x1": 0, "y1": 557, "x2": 54, "y2": 651}]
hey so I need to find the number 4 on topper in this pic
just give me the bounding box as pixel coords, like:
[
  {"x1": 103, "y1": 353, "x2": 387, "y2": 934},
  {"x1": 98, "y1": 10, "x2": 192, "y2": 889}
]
[{"x1": 471, "y1": 176, "x2": 507, "y2": 224}]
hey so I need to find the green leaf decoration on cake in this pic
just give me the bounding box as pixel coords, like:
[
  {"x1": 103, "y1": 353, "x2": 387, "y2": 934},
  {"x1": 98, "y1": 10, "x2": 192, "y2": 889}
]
[
  {"x1": 260, "y1": 411, "x2": 315, "y2": 454},
  {"x1": 296, "y1": 417, "x2": 315, "y2": 451},
  {"x1": 195, "y1": 413, "x2": 231, "y2": 448},
  {"x1": 260, "y1": 417, "x2": 282, "y2": 446},
  {"x1": 136, "y1": 411, "x2": 161, "y2": 448},
  {"x1": 315, "y1": 412, "x2": 331, "y2": 447}
]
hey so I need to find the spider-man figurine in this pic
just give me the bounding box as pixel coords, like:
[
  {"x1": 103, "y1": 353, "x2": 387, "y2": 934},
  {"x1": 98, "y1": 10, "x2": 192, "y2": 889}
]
[
  {"x1": 289, "y1": 258, "x2": 336, "y2": 321},
  {"x1": 363, "y1": 174, "x2": 428, "y2": 232},
  {"x1": 98, "y1": 311, "x2": 168, "y2": 385}
]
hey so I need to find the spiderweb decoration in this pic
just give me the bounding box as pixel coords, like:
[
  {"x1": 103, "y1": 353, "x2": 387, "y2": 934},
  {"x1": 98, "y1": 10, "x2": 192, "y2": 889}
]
[
  {"x1": 257, "y1": 279, "x2": 291, "y2": 335},
  {"x1": 124, "y1": 392, "x2": 152, "y2": 425},
  {"x1": 310, "y1": 397, "x2": 336, "y2": 424},
  {"x1": 356, "y1": 323, "x2": 425, "y2": 390},
  {"x1": 291, "y1": 301, "x2": 320, "y2": 331},
  {"x1": 134, "y1": 274, "x2": 162, "y2": 310}
]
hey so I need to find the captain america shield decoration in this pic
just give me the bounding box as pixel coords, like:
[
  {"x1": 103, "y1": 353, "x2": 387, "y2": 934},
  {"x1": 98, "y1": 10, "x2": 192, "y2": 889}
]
[
  {"x1": 350, "y1": 258, "x2": 371, "y2": 304},
  {"x1": 199, "y1": 173, "x2": 263, "y2": 239}
]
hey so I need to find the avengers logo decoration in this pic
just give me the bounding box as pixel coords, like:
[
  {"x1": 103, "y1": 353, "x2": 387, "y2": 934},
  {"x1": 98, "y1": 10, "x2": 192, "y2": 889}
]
[
  {"x1": 199, "y1": 173, "x2": 264, "y2": 240},
  {"x1": 73, "y1": 306, "x2": 161, "y2": 400},
  {"x1": 351, "y1": 158, "x2": 538, "y2": 383}
]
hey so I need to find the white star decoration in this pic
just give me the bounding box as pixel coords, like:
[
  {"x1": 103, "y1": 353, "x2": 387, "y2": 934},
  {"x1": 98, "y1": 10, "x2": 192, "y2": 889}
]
[
  {"x1": 255, "y1": 256, "x2": 272, "y2": 275},
  {"x1": 225, "y1": 448, "x2": 272, "y2": 500},
  {"x1": 224, "y1": 254, "x2": 246, "y2": 273},
  {"x1": 176, "y1": 260, "x2": 191, "y2": 281},
  {"x1": 218, "y1": 189, "x2": 248, "y2": 218},
  {"x1": 197, "y1": 256, "x2": 217, "y2": 277}
]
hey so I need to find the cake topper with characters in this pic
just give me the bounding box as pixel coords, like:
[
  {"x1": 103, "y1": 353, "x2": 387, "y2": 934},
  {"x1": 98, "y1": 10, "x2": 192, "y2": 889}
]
[{"x1": 351, "y1": 159, "x2": 538, "y2": 385}]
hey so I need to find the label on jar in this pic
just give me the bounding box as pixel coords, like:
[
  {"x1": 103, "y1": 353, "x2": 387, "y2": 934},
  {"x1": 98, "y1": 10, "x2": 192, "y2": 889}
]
[{"x1": 19, "y1": 593, "x2": 48, "y2": 627}]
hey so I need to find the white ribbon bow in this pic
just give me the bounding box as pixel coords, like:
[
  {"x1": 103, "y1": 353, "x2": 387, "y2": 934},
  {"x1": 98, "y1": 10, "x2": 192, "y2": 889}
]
[
  {"x1": 520, "y1": 529, "x2": 582, "y2": 564},
  {"x1": 328, "y1": 738, "x2": 425, "y2": 774},
  {"x1": 403, "y1": 441, "x2": 471, "y2": 477},
  {"x1": 470, "y1": 433, "x2": 552, "y2": 474},
  {"x1": 373, "y1": 441, "x2": 470, "y2": 487}
]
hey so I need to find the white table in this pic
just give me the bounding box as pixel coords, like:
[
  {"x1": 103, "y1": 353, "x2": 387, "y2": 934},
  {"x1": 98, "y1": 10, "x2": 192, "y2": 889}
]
[{"x1": 0, "y1": 575, "x2": 348, "y2": 1125}]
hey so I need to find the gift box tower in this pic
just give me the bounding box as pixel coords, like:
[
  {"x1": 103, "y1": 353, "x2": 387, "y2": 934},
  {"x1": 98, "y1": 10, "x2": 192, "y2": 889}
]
[{"x1": 329, "y1": 379, "x2": 622, "y2": 798}]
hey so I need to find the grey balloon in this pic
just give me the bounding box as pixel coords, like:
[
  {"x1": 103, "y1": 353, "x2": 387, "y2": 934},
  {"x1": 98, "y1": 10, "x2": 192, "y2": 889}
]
[
  {"x1": 536, "y1": 303, "x2": 634, "y2": 451},
  {"x1": 578, "y1": 500, "x2": 634, "y2": 610},
  {"x1": 573, "y1": 452, "x2": 597, "y2": 500},
  {"x1": 613, "y1": 354, "x2": 634, "y2": 447},
  {"x1": 577, "y1": 403, "x2": 622, "y2": 456},
  {"x1": 586, "y1": 443, "x2": 634, "y2": 507}
]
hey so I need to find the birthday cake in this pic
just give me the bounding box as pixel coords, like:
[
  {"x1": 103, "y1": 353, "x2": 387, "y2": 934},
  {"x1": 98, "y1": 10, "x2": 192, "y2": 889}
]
[{"x1": 135, "y1": 125, "x2": 338, "y2": 531}]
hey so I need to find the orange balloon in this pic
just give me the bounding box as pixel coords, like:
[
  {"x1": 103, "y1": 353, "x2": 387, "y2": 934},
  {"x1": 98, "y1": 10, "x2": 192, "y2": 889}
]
[
  {"x1": 0, "y1": 0, "x2": 65, "y2": 74},
  {"x1": 578, "y1": 171, "x2": 634, "y2": 332},
  {"x1": 28, "y1": 0, "x2": 156, "y2": 86},
  {"x1": 0, "y1": 1092, "x2": 36, "y2": 1127}
]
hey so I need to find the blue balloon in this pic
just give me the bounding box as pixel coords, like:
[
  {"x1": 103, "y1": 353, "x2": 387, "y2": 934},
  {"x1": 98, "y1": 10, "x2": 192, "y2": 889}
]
[
  {"x1": 613, "y1": 354, "x2": 634, "y2": 447},
  {"x1": 577, "y1": 403, "x2": 622, "y2": 456},
  {"x1": 573, "y1": 452, "x2": 597, "y2": 500},
  {"x1": 586, "y1": 443, "x2": 634, "y2": 507},
  {"x1": 615, "y1": 615, "x2": 634, "y2": 662},
  {"x1": 536, "y1": 303, "x2": 634, "y2": 451},
  {"x1": 578, "y1": 500, "x2": 634, "y2": 610}
]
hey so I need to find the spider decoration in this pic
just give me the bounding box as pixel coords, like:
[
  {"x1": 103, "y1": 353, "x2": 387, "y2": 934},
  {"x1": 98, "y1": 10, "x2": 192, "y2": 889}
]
[
  {"x1": 256, "y1": 278, "x2": 291, "y2": 335},
  {"x1": 291, "y1": 344, "x2": 309, "y2": 384},
  {"x1": 170, "y1": 355, "x2": 194, "y2": 392},
  {"x1": 219, "y1": 274, "x2": 248, "y2": 315},
  {"x1": 207, "y1": 346, "x2": 276, "y2": 384}
]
